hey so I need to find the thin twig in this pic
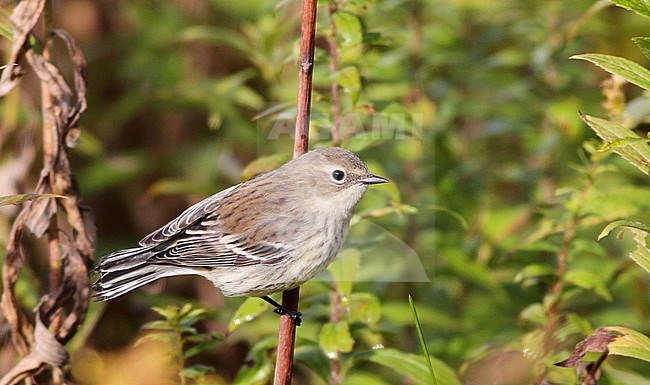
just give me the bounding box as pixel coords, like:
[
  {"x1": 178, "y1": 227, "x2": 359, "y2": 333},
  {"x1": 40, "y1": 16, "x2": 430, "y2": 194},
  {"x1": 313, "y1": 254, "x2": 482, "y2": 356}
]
[
  {"x1": 274, "y1": 0, "x2": 318, "y2": 384},
  {"x1": 537, "y1": 160, "x2": 599, "y2": 384},
  {"x1": 329, "y1": 282, "x2": 341, "y2": 385}
]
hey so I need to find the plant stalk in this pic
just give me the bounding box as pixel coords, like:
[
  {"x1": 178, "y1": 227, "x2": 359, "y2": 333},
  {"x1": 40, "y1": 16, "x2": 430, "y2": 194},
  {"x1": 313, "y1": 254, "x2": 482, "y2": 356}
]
[{"x1": 274, "y1": 0, "x2": 318, "y2": 384}]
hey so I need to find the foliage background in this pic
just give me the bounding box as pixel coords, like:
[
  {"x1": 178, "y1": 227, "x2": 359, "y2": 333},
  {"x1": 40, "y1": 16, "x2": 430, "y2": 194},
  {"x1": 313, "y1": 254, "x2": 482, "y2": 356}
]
[{"x1": 1, "y1": 0, "x2": 649, "y2": 384}]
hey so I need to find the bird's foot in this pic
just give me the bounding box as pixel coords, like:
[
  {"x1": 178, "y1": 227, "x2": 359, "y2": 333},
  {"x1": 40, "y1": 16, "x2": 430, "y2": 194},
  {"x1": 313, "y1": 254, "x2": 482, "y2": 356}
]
[
  {"x1": 273, "y1": 307, "x2": 302, "y2": 326},
  {"x1": 261, "y1": 295, "x2": 302, "y2": 326}
]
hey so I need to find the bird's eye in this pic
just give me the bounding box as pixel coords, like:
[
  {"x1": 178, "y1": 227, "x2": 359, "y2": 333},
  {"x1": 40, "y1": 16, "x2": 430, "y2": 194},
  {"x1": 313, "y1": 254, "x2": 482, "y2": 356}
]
[{"x1": 331, "y1": 169, "x2": 346, "y2": 182}]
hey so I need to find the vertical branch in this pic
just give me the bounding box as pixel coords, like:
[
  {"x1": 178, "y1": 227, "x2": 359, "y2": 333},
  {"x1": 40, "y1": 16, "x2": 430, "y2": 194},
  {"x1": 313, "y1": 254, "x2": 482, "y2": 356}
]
[
  {"x1": 292, "y1": 0, "x2": 318, "y2": 159},
  {"x1": 329, "y1": 282, "x2": 342, "y2": 385},
  {"x1": 274, "y1": 0, "x2": 318, "y2": 384}
]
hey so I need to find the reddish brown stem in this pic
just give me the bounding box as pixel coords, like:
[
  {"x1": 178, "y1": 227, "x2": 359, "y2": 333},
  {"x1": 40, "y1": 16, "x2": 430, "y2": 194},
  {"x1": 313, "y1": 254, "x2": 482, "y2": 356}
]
[
  {"x1": 275, "y1": 0, "x2": 318, "y2": 384},
  {"x1": 292, "y1": 0, "x2": 318, "y2": 159},
  {"x1": 274, "y1": 288, "x2": 301, "y2": 384}
]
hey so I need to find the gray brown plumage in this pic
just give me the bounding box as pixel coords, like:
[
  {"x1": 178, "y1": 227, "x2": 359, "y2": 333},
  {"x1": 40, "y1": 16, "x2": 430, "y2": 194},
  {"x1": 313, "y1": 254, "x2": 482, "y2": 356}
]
[{"x1": 93, "y1": 147, "x2": 387, "y2": 310}]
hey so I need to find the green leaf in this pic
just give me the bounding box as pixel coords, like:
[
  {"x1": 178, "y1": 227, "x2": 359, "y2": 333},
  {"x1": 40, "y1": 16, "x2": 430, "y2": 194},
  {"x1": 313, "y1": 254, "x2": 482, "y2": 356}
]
[
  {"x1": 604, "y1": 366, "x2": 650, "y2": 385},
  {"x1": 0, "y1": 194, "x2": 65, "y2": 207},
  {"x1": 241, "y1": 153, "x2": 291, "y2": 180},
  {"x1": 598, "y1": 220, "x2": 650, "y2": 274},
  {"x1": 598, "y1": 220, "x2": 650, "y2": 240},
  {"x1": 355, "y1": 348, "x2": 461, "y2": 385},
  {"x1": 141, "y1": 320, "x2": 175, "y2": 331},
  {"x1": 409, "y1": 295, "x2": 437, "y2": 385},
  {"x1": 335, "y1": 66, "x2": 362, "y2": 104},
  {"x1": 600, "y1": 136, "x2": 650, "y2": 151},
  {"x1": 610, "y1": 0, "x2": 650, "y2": 18},
  {"x1": 514, "y1": 264, "x2": 556, "y2": 284},
  {"x1": 79, "y1": 153, "x2": 151, "y2": 195},
  {"x1": 519, "y1": 303, "x2": 546, "y2": 325},
  {"x1": 177, "y1": 25, "x2": 251, "y2": 53},
  {"x1": 430, "y1": 206, "x2": 469, "y2": 230},
  {"x1": 179, "y1": 307, "x2": 208, "y2": 329},
  {"x1": 442, "y1": 248, "x2": 509, "y2": 303},
  {"x1": 580, "y1": 114, "x2": 650, "y2": 175},
  {"x1": 184, "y1": 333, "x2": 222, "y2": 358},
  {"x1": 333, "y1": 12, "x2": 363, "y2": 47},
  {"x1": 348, "y1": 292, "x2": 382, "y2": 325},
  {"x1": 147, "y1": 178, "x2": 211, "y2": 198},
  {"x1": 232, "y1": 359, "x2": 273, "y2": 385},
  {"x1": 634, "y1": 37, "x2": 650, "y2": 60},
  {"x1": 328, "y1": 248, "x2": 361, "y2": 298},
  {"x1": 228, "y1": 297, "x2": 268, "y2": 333},
  {"x1": 294, "y1": 345, "x2": 331, "y2": 384},
  {"x1": 606, "y1": 326, "x2": 650, "y2": 362},
  {"x1": 319, "y1": 321, "x2": 355, "y2": 358},
  {"x1": 629, "y1": 229, "x2": 650, "y2": 275},
  {"x1": 342, "y1": 372, "x2": 391, "y2": 385},
  {"x1": 571, "y1": 53, "x2": 650, "y2": 91},
  {"x1": 180, "y1": 364, "x2": 214, "y2": 379},
  {"x1": 564, "y1": 269, "x2": 613, "y2": 301}
]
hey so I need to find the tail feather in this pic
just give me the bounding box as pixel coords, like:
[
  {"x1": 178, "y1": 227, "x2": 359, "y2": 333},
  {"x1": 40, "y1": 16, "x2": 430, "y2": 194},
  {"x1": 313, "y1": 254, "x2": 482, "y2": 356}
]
[{"x1": 93, "y1": 245, "x2": 175, "y2": 301}]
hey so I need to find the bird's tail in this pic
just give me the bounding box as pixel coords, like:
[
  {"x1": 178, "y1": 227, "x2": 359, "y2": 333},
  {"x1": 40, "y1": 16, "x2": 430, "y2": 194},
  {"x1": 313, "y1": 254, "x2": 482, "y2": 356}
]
[{"x1": 93, "y1": 245, "x2": 172, "y2": 301}]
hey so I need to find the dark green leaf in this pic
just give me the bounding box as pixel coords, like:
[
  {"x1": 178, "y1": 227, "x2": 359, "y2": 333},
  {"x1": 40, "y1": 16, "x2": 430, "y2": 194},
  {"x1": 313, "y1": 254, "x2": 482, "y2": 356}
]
[
  {"x1": 599, "y1": 220, "x2": 650, "y2": 240},
  {"x1": 564, "y1": 269, "x2": 613, "y2": 301},
  {"x1": 409, "y1": 295, "x2": 437, "y2": 385},
  {"x1": 571, "y1": 54, "x2": 650, "y2": 90},
  {"x1": 633, "y1": 37, "x2": 650, "y2": 60},
  {"x1": 184, "y1": 334, "x2": 222, "y2": 358},
  {"x1": 610, "y1": 0, "x2": 650, "y2": 18},
  {"x1": 514, "y1": 264, "x2": 556, "y2": 284},
  {"x1": 355, "y1": 348, "x2": 461, "y2": 385},
  {"x1": 580, "y1": 114, "x2": 650, "y2": 175},
  {"x1": 180, "y1": 364, "x2": 214, "y2": 379},
  {"x1": 294, "y1": 346, "x2": 331, "y2": 384}
]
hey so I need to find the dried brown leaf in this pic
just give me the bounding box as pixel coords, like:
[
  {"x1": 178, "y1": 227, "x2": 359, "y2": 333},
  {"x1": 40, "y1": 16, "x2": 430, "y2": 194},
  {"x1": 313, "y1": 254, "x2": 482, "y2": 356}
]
[
  {"x1": 52, "y1": 29, "x2": 88, "y2": 130},
  {"x1": 0, "y1": 314, "x2": 68, "y2": 385},
  {"x1": 25, "y1": 49, "x2": 74, "y2": 123},
  {"x1": 554, "y1": 327, "x2": 620, "y2": 368},
  {"x1": 1, "y1": 209, "x2": 34, "y2": 356},
  {"x1": 0, "y1": 0, "x2": 46, "y2": 97}
]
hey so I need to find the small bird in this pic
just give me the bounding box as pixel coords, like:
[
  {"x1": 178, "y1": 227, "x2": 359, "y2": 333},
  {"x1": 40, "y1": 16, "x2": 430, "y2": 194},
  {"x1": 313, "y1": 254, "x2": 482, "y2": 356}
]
[{"x1": 93, "y1": 147, "x2": 387, "y2": 324}]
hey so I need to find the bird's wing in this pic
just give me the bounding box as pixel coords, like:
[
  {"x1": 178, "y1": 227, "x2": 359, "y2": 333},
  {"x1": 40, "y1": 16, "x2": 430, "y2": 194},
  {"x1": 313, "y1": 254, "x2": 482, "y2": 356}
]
[
  {"x1": 139, "y1": 184, "x2": 240, "y2": 246},
  {"x1": 151, "y1": 230, "x2": 294, "y2": 267}
]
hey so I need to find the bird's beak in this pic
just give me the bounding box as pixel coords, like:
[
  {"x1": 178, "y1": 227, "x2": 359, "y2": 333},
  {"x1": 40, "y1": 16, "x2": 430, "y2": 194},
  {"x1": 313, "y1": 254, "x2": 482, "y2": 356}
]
[{"x1": 360, "y1": 174, "x2": 388, "y2": 185}]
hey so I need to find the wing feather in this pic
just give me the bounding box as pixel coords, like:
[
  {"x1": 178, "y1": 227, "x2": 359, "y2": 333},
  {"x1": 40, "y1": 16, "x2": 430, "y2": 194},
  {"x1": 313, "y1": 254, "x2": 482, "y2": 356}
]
[
  {"x1": 150, "y1": 232, "x2": 293, "y2": 267},
  {"x1": 139, "y1": 184, "x2": 239, "y2": 246}
]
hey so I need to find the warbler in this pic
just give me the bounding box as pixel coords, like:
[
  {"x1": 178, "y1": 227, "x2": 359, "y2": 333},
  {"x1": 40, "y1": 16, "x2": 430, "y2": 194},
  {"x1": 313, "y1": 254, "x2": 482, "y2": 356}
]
[{"x1": 93, "y1": 147, "x2": 387, "y2": 324}]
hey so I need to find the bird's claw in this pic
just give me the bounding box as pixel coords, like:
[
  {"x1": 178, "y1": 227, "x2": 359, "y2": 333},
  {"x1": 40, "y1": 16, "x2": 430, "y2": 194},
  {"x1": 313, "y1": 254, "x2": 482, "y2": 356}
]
[{"x1": 274, "y1": 307, "x2": 302, "y2": 326}]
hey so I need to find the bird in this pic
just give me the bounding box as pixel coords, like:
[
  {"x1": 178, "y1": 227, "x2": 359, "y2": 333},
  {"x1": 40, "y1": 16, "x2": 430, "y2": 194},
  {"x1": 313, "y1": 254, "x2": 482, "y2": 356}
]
[{"x1": 92, "y1": 147, "x2": 387, "y2": 325}]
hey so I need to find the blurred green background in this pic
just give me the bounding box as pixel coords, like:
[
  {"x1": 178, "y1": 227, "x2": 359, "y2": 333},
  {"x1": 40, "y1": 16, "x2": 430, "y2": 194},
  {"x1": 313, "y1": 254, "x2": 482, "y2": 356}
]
[{"x1": 2, "y1": 0, "x2": 650, "y2": 384}]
